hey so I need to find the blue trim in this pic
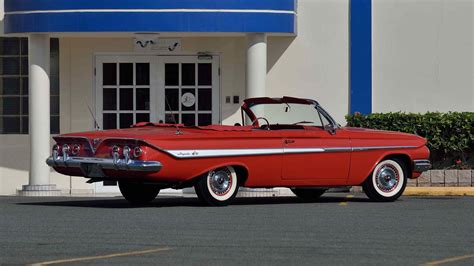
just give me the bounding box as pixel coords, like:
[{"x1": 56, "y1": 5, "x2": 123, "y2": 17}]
[
  {"x1": 349, "y1": 0, "x2": 372, "y2": 114},
  {"x1": 4, "y1": 0, "x2": 296, "y2": 34},
  {"x1": 5, "y1": 0, "x2": 295, "y2": 12},
  {"x1": 4, "y1": 12, "x2": 295, "y2": 33}
]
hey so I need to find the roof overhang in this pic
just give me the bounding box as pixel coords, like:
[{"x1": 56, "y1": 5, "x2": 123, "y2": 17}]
[{"x1": 4, "y1": 0, "x2": 297, "y2": 35}]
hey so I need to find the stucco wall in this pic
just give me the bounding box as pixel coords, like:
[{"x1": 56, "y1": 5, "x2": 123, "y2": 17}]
[
  {"x1": 267, "y1": 0, "x2": 350, "y2": 124},
  {"x1": 372, "y1": 0, "x2": 474, "y2": 113}
]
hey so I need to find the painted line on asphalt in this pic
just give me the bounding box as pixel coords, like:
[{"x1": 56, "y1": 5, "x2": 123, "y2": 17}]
[
  {"x1": 30, "y1": 247, "x2": 171, "y2": 265},
  {"x1": 421, "y1": 253, "x2": 474, "y2": 265},
  {"x1": 339, "y1": 195, "x2": 354, "y2": 206}
]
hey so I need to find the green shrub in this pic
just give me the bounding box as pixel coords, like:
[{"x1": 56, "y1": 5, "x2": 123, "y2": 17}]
[{"x1": 345, "y1": 112, "x2": 474, "y2": 169}]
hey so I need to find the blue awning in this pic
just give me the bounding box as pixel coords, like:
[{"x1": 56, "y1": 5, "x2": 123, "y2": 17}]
[{"x1": 4, "y1": 0, "x2": 297, "y2": 34}]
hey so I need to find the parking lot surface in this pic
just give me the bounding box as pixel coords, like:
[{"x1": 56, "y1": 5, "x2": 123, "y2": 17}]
[{"x1": 0, "y1": 194, "x2": 473, "y2": 265}]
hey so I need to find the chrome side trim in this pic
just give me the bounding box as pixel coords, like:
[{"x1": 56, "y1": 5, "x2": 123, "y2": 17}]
[
  {"x1": 46, "y1": 156, "x2": 162, "y2": 172},
  {"x1": 352, "y1": 146, "x2": 417, "y2": 151},
  {"x1": 165, "y1": 146, "x2": 416, "y2": 158},
  {"x1": 413, "y1": 159, "x2": 431, "y2": 172}
]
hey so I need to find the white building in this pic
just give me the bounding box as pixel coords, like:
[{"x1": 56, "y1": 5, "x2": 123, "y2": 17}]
[{"x1": 0, "y1": 0, "x2": 472, "y2": 195}]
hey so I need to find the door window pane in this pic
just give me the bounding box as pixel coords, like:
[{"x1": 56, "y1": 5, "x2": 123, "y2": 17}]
[
  {"x1": 0, "y1": 38, "x2": 20, "y2": 55},
  {"x1": 165, "y1": 113, "x2": 179, "y2": 124},
  {"x1": 0, "y1": 58, "x2": 20, "y2": 75},
  {"x1": 182, "y1": 113, "x2": 195, "y2": 126},
  {"x1": 119, "y1": 88, "x2": 133, "y2": 110},
  {"x1": 22, "y1": 97, "x2": 28, "y2": 115},
  {"x1": 136, "y1": 63, "x2": 150, "y2": 85},
  {"x1": 103, "y1": 113, "x2": 116, "y2": 129},
  {"x1": 103, "y1": 88, "x2": 117, "y2": 110},
  {"x1": 103, "y1": 63, "x2": 117, "y2": 85},
  {"x1": 198, "y1": 114, "x2": 212, "y2": 126},
  {"x1": 136, "y1": 113, "x2": 150, "y2": 123},
  {"x1": 165, "y1": 89, "x2": 179, "y2": 111},
  {"x1": 119, "y1": 63, "x2": 133, "y2": 85},
  {"x1": 119, "y1": 113, "x2": 133, "y2": 128},
  {"x1": 21, "y1": 57, "x2": 28, "y2": 75},
  {"x1": 1, "y1": 117, "x2": 20, "y2": 134},
  {"x1": 51, "y1": 116, "x2": 59, "y2": 134},
  {"x1": 1, "y1": 97, "x2": 20, "y2": 115},
  {"x1": 181, "y1": 63, "x2": 195, "y2": 86},
  {"x1": 1, "y1": 78, "x2": 20, "y2": 95},
  {"x1": 22, "y1": 77, "x2": 28, "y2": 95},
  {"x1": 165, "y1": 64, "x2": 179, "y2": 86},
  {"x1": 50, "y1": 96, "x2": 59, "y2": 115},
  {"x1": 136, "y1": 88, "x2": 150, "y2": 110},
  {"x1": 22, "y1": 117, "x2": 28, "y2": 134},
  {"x1": 20, "y1": 38, "x2": 28, "y2": 55},
  {"x1": 198, "y1": 63, "x2": 212, "y2": 86},
  {"x1": 181, "y1": 89, "x2": 196, "y2": 111},
  {"x1": 198, "y1": 89, "x2": 212, "y2": 111}
]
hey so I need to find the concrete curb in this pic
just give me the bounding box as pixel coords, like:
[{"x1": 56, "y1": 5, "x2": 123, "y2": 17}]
[{"x1": 403, "y1": 187, "x2": 474, "y2": 196}]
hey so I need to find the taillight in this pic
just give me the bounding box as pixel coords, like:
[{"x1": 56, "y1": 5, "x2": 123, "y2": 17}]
[
  {"x1": 133, "y1": 146, "x2": 143, "y2": 158},
  {"x1": 62, "y1": 144, "x2": 70, "y2": 155},
  {"x1": 71, "y1": 144, "x2": 81, "y2": 155}
]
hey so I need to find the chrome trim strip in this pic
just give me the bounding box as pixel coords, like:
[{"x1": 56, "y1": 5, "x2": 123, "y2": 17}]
[
  {"x1": 166, "y1": 146, "x2": 416, "y2": 158},
  {"x1": 46, "y1": 156, "x2": 162, "y2": 172},
  {"x1": 351, "y1": 146, "x2": 417, "y2": 152},
  {"x1": 413, "y1": 159, "x2": 431, "y2": 172}
]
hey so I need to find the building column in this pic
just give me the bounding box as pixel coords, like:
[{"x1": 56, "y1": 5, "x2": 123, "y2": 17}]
[
  {"x1": 19, "y1": 34, "x2": 60, "y2": 196},
  {"x1": 246, "y1": 33, "x2": 267, "y2": 98}
]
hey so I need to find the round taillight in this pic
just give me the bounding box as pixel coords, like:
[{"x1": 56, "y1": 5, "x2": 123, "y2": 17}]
[
  {"x1": 133, "y1": 146, "x2": 143, "y2": 158},
  {"x1": 71, "y1": 144, "x2": 81, "y2": 155},
  {"x1": 62, "y1": 144, "x2": 70, "y2": 155}
]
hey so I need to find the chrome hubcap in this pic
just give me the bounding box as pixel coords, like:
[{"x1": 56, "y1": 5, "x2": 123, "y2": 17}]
[
  {"x1": 209, "y1": 168, "x2": 232, "y2": 196},
  {"x1": 376, "y1": 164, "x2": 399, "y2": 192}
]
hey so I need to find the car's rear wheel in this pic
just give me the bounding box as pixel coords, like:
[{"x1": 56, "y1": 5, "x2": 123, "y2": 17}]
[
  {"x1": 362, "y1": 158, "x2": 407, "y2": 202},
  {"x1": 291, "y1": 188, "x2": 326, "y2": 201},
  {"x1": 118, "y1": 181, "x2": 161, "y2": 204},
  {"x1": 194, "y1": 166, "x2": 239, "y2": 206}
]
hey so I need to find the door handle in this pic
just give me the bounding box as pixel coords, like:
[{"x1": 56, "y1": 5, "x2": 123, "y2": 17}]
[{"x1": 284, "y1": 139, "x2": 295, "y2": 144}]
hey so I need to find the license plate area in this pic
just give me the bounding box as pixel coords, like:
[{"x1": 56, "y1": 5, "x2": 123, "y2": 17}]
[{"x1": 80, "y1": 163, "x2": 106, "y2": 178}]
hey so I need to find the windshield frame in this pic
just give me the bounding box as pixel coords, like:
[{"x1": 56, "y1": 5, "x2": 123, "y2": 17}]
[{"x1": 241, "y1": 97, "x2": 339, "y2": 129}]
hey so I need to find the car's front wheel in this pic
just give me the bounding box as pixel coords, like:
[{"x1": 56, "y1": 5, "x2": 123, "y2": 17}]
[
  {"x1": 194, "y1": 166, "x2": 239, "y2": 206},
  {"x1": 362, "y1": 158, "x2": 407, "y2": 202},
  {"x1": 291, "y1": 188, "x2": 326, "y2": 201},
  {"x1": 118, "y1": 181, "x2": 161, "y2": 204}
]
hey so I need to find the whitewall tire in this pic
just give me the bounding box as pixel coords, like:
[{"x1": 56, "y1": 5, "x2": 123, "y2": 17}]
[
  {"x1": 363, "y1": 159, "x2": 407, "y2": 202},
  {"x1": 194, "y1": 166, "x2": 239, "y2": 206}
]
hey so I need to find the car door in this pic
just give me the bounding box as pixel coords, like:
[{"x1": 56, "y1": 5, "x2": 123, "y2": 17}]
[{"x1": 281, "y1": 127, "x2": 351, "y2": 184}]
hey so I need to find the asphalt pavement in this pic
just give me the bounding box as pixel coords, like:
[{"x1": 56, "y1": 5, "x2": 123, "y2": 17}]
[{"x1": 0, "y1": 194, "x2": 473, "y2": 265}]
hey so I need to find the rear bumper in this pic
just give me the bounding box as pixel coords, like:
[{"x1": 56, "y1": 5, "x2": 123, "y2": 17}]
[
  {"x1": 46, "y1": 156, "x2": 162, "y2": 177},
  {"x1": 413, "y1": 159, "x2": 431, "y2": 172}
]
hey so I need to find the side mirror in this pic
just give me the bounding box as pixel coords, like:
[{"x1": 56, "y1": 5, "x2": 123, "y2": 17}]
[{"x1": 324, "y1": 124, "x2": 337, "y2": 135}]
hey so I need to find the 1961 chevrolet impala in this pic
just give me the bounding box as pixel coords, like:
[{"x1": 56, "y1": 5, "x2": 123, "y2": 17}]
[{"x1": 47, "y1": 97, "x2": 431, "y2": 206}]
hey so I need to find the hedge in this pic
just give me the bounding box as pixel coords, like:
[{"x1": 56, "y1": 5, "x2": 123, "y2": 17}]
[{"x1": 345, "y1": 112, "x2": 474, "y2": 169}]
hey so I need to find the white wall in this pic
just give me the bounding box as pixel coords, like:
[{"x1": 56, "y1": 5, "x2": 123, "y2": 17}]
[
  {"x1": 373, "y1": 0, "x2": 474, "y2": 113},
  {"x1": 267, "y1": 0, "x2": 350, "y2": 124}
]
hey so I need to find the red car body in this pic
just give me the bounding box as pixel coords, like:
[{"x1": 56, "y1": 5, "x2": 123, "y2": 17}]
[{"x1": 47, "y1": 97, "x2": 430, "y2": 205}]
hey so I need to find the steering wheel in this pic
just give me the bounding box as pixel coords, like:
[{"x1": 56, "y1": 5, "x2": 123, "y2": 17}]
[{"x1": 252, "y1": 117, "x2": 270, "y2": 130}]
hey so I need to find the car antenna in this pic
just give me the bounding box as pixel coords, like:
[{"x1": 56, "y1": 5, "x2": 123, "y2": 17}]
[
  {"x1": 164, "y1": 96, "x2": 182, "y2": 135},
  {"x1": 86, "y1": 101, "x2": 100, "y2": 130}
]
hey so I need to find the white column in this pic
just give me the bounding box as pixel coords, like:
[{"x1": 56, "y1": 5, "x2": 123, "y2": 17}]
[
  {"x1": 20, "y1": 34, "x2": 59, "y2": 196},
  {"x1": 246, "y1": 33, "x2": 267, "y2": 98}
]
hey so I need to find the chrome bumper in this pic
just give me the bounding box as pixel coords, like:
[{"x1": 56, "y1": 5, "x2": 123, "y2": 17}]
[
  {"x1": 413, "y1": 159, "x2": 431, "y2": 172},
  {"x1": 46, "y1": 156, "x2": 162, "y2": 177}
]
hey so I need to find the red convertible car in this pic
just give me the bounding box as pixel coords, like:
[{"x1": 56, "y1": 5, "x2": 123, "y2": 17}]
[{"x1": 47, "y1": 97, "x2": 430, "y2": 206}]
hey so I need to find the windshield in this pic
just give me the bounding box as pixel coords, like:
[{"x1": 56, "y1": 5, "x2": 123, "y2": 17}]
[{"x1": 247, "y1": 103, "x2": 331, "y2": 127}]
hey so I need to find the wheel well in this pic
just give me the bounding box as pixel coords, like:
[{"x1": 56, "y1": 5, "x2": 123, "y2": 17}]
[
  {"x1": 232, "y1": 165, "x2": 249, "y2": 186},
  {"x1": 382, "y1": 154, "x2": 413, "y2": 178}
]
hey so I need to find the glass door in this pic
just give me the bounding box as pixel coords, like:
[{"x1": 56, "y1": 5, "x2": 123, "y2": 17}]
[{"x1": 158, "y1": 56, "x2": 220, "y2": 126}]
